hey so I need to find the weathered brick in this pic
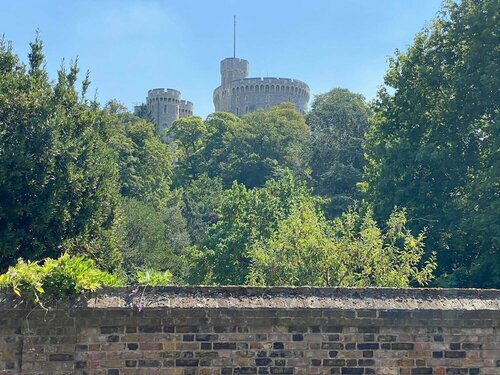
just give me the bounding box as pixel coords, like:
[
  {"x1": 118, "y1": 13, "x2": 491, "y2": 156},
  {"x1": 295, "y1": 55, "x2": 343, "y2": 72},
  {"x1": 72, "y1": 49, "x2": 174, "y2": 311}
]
[
  {"x1": 273, "y1": 342, "x2": 284, "y2": 349},
  {"x1": 48, "y1": 354, "x2": 74, "y2": 361},
  {"x1": 138, "y1": 359, "x2": 160, "y2": 367},
  {"x1": 270, "y1": 367, "x2": 293, "y2": 374},
  {"x1": 358, "y1": 359, "x2": 375, "y2": 366},
  {"x1": 100, "y1": 326, "x2": 119, "y2": 334},
  {"x1": 322, "y1": 343, "x2": 344, "y2": 350},
  {"x1": 445, "y1": 369, "x2": 468, "y2": 375},
  {"x1": 462, "y1": 343, "x2": 482, "y2": 350},
  {"x1": 176, "y1": 358, "x2": 199, "y2": 366},
  {"x1": 444, "y1": 351, "x2": 466, "y2": 358},
  {"x1": 341, "y1": 367, "x2": 364, "y2": 374},
  {"x1": 196, "y1": 334, "x2": 218, "y2": 341},
  {"x1": 214, "y1": 342, "x2": 237, "y2": 350},
  {"x1": 125, "y1": 360, "x2": 137, "y2": 367},
  {"x1": 411, "y1": 368, "x2": 433, "y2": 375},
  {"x1": 323, "y1": 359, "x2": 345, "y2": 366},
  {"x1": 357, "y1": 343, "x2": 379, "y2": 350},
  {"x1": 392, "y1": 343, "x2": 414, "y2": 350},
  {"x1": 139, "y1": 326, "x2": 162, "y2": 333},
  {"x1": 255, "y1": 358, "x2": 272, "y2": 366},
  {"x1": 234, "y1": 367, "x2": 257, "y2": 374},
  {"x1": 378, "y1": 335, "x2": 397, "y2": 342}
]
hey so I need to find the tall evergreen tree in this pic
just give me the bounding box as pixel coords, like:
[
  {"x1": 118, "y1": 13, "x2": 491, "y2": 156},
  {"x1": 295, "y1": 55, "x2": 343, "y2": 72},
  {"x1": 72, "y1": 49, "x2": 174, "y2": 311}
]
[{"x1": 0, "y1": 36, "x2": 122, "y2": 271}]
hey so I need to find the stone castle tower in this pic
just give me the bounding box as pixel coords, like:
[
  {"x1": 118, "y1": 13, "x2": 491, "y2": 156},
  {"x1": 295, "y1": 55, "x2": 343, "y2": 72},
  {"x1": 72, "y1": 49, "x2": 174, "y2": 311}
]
[
  {"x1": 213, "y1": 57, "x2": 310, "y2": 116},
  {"x1": 135, "y1": 88, "x2": 193, "y2": 137}
]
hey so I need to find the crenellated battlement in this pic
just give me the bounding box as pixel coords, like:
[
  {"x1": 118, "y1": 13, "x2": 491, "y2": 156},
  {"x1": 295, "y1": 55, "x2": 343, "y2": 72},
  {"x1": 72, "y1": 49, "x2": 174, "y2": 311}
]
[
  {"x1": 221, "y1": 57, "x2": 249, "y2": 65},
  {"x1": 147, "y1": 88, "x2": 181, "y2": 98},
  {"x1": 179, "y1": 100, "x2": 193, "y2": 118}
]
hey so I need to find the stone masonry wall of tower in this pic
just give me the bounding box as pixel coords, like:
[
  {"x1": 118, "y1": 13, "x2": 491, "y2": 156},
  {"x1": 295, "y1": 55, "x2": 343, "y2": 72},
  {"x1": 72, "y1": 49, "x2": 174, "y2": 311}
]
[
  {"x1": 213, "y1": 57, "x2": 310, "y2": 116},
  {"x1": 144, "y1": 88, "x2": 193, "y2": 138}
]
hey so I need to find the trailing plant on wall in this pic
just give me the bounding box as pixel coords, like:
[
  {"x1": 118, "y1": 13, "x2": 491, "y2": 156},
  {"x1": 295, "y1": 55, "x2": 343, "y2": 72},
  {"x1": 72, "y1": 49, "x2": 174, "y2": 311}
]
[
  {"x1": 0, "y1": 253, "x2": 173, "y2": 308},
  {"x1": 0, "y1": 253, "x2": 122, "y2": 306}
]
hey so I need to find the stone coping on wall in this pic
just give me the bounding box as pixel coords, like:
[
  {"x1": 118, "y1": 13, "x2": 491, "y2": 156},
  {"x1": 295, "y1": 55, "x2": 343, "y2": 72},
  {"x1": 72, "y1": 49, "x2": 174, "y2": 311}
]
[{"x1": 1, "y1": 286, "x2": 498, "y2": 310}]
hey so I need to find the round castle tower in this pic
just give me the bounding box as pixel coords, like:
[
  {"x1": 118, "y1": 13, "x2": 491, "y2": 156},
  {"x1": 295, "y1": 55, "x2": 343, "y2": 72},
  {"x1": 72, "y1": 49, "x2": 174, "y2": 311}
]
[
  {"x1": 214, "y1": 57, "x2": 309, "y2": 116},
  {"x1": 138, "y1": 87, "x2": 194, "y2": 140},
  {"x1": 146, "y1": 88, "x2": 183, "y2": 136}
]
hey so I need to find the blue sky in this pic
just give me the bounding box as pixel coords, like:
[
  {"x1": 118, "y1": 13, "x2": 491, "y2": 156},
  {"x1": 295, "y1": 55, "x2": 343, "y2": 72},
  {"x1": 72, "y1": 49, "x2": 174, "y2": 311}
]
[{"x1": 2, "y1": 0, "x2": 442, "y2": 117}]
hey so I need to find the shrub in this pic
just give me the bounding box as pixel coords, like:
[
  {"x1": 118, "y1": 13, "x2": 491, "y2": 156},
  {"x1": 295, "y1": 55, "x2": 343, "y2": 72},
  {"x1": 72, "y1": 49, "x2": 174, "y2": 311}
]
[{"x1": 0, "y1": 253, "x2": 122, "y2": 305}]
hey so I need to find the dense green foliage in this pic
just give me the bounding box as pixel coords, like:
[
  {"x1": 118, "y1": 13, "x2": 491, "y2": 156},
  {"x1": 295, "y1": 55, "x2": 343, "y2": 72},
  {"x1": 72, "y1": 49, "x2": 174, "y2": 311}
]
[
  {"x1": 118, "y1": 197, "x2": 189, "y2": 281},
  {"x1": 307, "y1": 88, "x2": 372, "y2": 217},
  {"x1": 0, "y1": 253, "x2": 174, "y2": 305},
  {"x1": 362, "y1": 0, "x2": 499, "y2": 287},
  {"x1": 185, "y1": 174, "x2": 434, "y2": 287},
  {"x1": 0, "y1": 253, "x2": 121, "y2": 304},
  {"x1": 136, "y1": 269, "x2": 172, "y2": 286},
  {"x1": 1, "y1": 0, "x2": 497, "y2": 289},
  {"x1": 0, "y1": 36, "x2": 122, "y2": 271},
  {"x1": 186, "y1": 174, "x2": 316, "y2": 284},
  {"x1": 108, "y1": 106, "x2": 173, "y2": 208},
  {"x1": 170, "y1": 103, "x2": 310, "y2": 189},
  {"x1": 249, "y1": 204, "x2": 436, "y2": 287},
  {"x1": 180, "y1": 174, "x2": 224, "y2": 245}
]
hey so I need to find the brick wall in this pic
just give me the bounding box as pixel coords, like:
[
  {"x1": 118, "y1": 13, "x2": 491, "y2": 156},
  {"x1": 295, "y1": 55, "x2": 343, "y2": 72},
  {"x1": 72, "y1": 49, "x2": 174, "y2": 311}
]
[{"x1": 0, "y1": 287, "x2": 499, "y2": 374}]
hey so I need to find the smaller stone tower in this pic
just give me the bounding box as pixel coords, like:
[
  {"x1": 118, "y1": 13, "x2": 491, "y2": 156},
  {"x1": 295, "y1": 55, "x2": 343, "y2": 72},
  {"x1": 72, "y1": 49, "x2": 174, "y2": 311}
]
[
  {"x1": 137, "y1": 88, "x2": 194, "y2": 139},
  {"x1": 179, "y1": 100, "x2": 194, "y2": 118}
]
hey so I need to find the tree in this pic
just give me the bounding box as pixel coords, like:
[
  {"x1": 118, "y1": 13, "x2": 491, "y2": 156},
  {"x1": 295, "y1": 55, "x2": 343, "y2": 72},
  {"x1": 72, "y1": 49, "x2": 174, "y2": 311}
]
[
  {"x1": 180, "y1": 174, "x2": 224, "y2": 245},
  {"x1": 105, "y1": 102, "x2": 188, "y2": 279},
  {"x1": 134, "y1": 103, "x2": 154, "y2": 123},
  {"x1": 169, "y1": 104, "x2": 310, "y2": 189},
  {"x1": 197, "y1": 111, "x2": 246, "y2": 187},
  {"x1": 248, "y1": 205, "x2": 436, "y2": 287},
  {"x1": 119, "y1": 197, "x2": 190, "y2": 281},
  {"x1": 168, "y1": 116, "x2": 207, "y2": 187},
  {"x1": 109, "y1": 110, "x2": 173, "y2": 208},
  {"x1": 186, "y1": 173, "x2": 317, "y2": 284},
  {"x1": 307, "y1": 88, "x2": 371, "y2": 217},
  {"x1": 362, "y1": 0, "x2": 499, "y2": 287},
  {"x1": 239, "y1": 103, "x2": 311, "y2": 188},
  {"x1": 104, "y1": 99, "x2": 129, "y2": 116},
  {"x1": 0, "y1": 36, "x2": 122, "y2": 271},
  {"x1": 248, "y1": 196, "x2": 333, "y2": 287}
]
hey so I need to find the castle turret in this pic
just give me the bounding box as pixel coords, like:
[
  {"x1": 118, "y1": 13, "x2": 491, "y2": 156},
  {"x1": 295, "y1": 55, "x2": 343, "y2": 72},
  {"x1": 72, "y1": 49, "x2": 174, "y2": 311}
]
[
  {"x1": 220, "y1": 58, "x2": 249, "y2": 86},
  {"x1": 147, "y1": 88, "x2": 181, "y2": 136},
  {"x1": 139, "y1": 88, "x2": 194, "y2": 140},
  {"x1": 179, "y1": 100, "x2": 194, "y2": 118}
]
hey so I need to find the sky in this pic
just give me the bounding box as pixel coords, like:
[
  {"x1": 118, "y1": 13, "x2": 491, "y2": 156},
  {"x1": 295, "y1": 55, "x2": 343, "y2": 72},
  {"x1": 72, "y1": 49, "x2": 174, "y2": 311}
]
[{"x1": 2, "y1": 0, "x2": 443, "y2": 118}]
